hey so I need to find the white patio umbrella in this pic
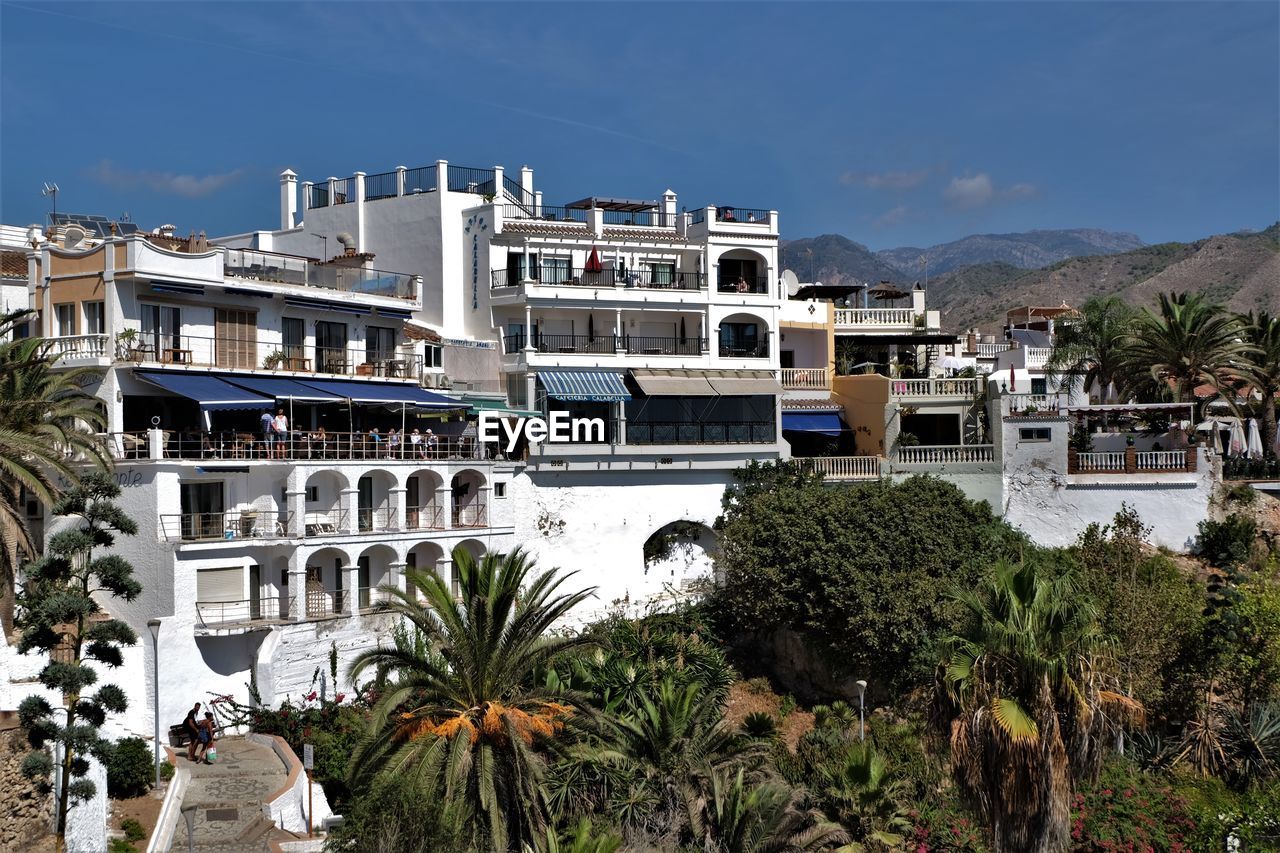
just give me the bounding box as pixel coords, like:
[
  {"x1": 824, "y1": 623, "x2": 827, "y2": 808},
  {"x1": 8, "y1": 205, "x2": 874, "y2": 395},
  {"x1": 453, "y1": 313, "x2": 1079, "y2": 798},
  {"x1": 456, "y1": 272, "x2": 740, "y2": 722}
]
[
  {"x1": 1228, "y1": 419, "x2": 1248, "y2": 458},
  {"x1": 936, "y1": 355, "x2": 966, "y2": 375},
  {"x1": 1247, "y1": 418, "x2": 1264, "y2": 460}
]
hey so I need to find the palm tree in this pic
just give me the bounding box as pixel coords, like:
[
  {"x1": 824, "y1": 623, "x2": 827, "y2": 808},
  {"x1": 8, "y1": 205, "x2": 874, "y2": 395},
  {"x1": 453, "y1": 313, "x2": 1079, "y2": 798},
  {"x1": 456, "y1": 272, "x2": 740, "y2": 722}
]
[
  {"x1": 1224, "y1": 311, "x2": 1280, "y2": 455},
  {"x1": 685, "y1": 767, "x2": 849, "y2": 853},
  {"x1": 816, "y1": 743, "x2": 911, "y2": 851},
  {"x1": 1044, "y1": 296, "x2": 1136, "y2": 405},
  {"x1": 936, "y1": 561, "x2": 1142, "y2": 852},
  {"x1": 0, "y1": 309, "x2": 108, "y2": 631},
  {"x1": 1120, "y1": 292, "x2": 1252, "y2": 414},
  {"x1": 347, "y1": 546, "x2": 596, "y2": 852}
]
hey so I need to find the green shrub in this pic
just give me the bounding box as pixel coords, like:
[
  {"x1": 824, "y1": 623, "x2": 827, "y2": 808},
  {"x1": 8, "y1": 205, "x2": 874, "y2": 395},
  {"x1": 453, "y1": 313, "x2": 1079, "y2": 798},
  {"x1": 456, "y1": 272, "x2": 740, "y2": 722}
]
[
  {"x1": 1070, "y1": 760, "x2": 1196, "y2": 850},
  {"x1": 107, "y1": 840, "x2": 136, "y2": 853},
  {"x1": 120, "y1": 817, "x2": 146, "y2": 843},
  {"x1": 159, "y1": 760, "x2": 174, "y2": 782},
  {"x1": 1195, "y1": 514, "x2": 1258, "y2": 569},
  {"x1": 740, "y1": 711, "x2": 778, "y2": 740},
  {"x1": 105, "y1": 737, "x2": 153, "y2": 799}
]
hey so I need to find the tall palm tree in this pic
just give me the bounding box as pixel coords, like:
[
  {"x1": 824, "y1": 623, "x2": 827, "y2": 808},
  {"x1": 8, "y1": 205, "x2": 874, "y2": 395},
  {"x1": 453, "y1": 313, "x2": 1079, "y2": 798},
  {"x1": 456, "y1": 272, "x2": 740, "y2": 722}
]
[
  {"x1": 1120, "y1": 292, "x2": 1252, "y2": 414},
  {"x1": 1044, "y1": 296, "x2": 1136, "y2": 405},
  {"x1": 0, "y1": 310, "x2": 108, "y2": 631},
  {"x1": 347, "y1": 546, "x2": 596, "y2": 852},
  {"x1": 1224, "y1": 311, "x2": 1280, "y2": 455},
  {"x1": 936, "y1": 561, "x2": 1142, "y2": 853},
  {"x1": 685, "y1": 767, "x2": 849, "y2": 853}
]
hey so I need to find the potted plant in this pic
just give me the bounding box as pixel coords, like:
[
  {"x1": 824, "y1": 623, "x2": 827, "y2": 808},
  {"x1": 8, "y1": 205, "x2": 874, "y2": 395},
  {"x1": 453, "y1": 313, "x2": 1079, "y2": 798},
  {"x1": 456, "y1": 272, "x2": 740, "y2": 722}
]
[
  {"x1": 1126, "y1": 434, "x2": 1135, "y2": 447},
  {"x1": 115, "y1": 328, "x2": 139, "y2": 361},
  {"x1": 262, "y1": 349, "x2": 286, "y2": 370}
]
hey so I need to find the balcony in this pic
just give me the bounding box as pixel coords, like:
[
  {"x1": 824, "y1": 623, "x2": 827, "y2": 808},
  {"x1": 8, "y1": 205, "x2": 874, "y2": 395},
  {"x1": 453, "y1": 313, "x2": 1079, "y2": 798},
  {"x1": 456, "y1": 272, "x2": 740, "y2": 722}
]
[
  {"x1": 405, "y1": 504, "x2": 445, "y2": 531},
  {"x1": 718, "y1": 342, "x2": 770, "y2": 359},
  {"x1": 223, "y1": 248, "x2": 416, "y2": 300},
  {"x1": 452, "y1": 503, "x2": 488, "y2": 528},
  {"x1": 895, "y1": 444, "x2": 995, "y2": 465},
  {"x1": 715, "y1": 275, "x2": 771, "y2": 295},
  {"x1": 781, "y1": 368, "x2": 830, "y2": 390},
  {"x1": 973, "y1": 342, "x2": 1014, "y2": 358},
  {"x1": 1069, "y1": 449, "x2": 1196, "y2": 475},
  {"x1": 109, "y1": 430, "x2": 484, "y2": 463},
  {"x1": 1005, "y1": 393, "x2": 1064, "y2": 415},
  {"x1": 491, "y1": 267, "x2": 704, "y2": 291},
  {"x1": 625, "y1": 421, "x2": 777, "y2": 444},
  {"x1": 624, "y1": 336, "x2": 704, "y2": 356},
  {"x1": 304, "y1": 510, "x2": 347, "y2": 537},
  {"x1": 118, "y1": 334, "x2": 423, "y2": 379},
  {"x1": 51, "y1": 334, "x2": 109, "y2": 362},
  {"x1": 1025, "y1": 347, "x2": 1052, "y2": 370},
  {"x1": 799, "y1": 455, "x2": 882, "y2": 481},
  {"x1": 161, "y1": 511, "x2": 292, "y2": 543},
  {"x1": 689, "y1": 206, "x2": 772, "y2": 226},
  {"x1": 834, "y1": 308, "x2": 919, "y2": 330},
  {"x1": 196, "y1": 596, "x2": 289, "y2": 630},
  {"x1": 890, "y1": 377, "x2": 983, "y2": 398},
  {"x1": 504, "y1": 333, "x2": 617, "y2": 355}
]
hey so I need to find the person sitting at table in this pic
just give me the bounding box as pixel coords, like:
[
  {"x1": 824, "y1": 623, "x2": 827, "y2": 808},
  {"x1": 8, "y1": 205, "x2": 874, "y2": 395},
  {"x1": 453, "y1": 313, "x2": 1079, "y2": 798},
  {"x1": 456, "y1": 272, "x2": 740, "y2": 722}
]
[
  {"x1": 365, "y1": 428, "x2": 382, "y2": 459},
  {"x1": 387, "y1": 428, "x2": 402, "y2": 459},
  {"x1": 735, "y1": 277, "x2": 749, "y2": 293},
  {"x1": 309, "y1": 426, "x2": 328, "y2": 459},
  {"x1": 409, "y1": 428, "x2": 424, "y2": 459},
  {"x1": 425, "y1": 428, "x2": 439, "y2": 459}
]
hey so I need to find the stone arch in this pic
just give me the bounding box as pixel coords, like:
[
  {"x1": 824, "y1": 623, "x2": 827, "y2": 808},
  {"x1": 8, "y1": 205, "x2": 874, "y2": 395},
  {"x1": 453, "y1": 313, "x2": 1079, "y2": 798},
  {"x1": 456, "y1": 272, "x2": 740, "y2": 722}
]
[
  {"x1": 714, "y1": 247, "x2": 771, "y2": 293},
  {"x1": 356, "y1": 468, "x2": 398, "y2": 532},
  {"x1": 406, "y1": 540, "x2": 448, "y2": 601},
  {"x1": 642, "y1": 520, "x2": 719, "y2": 590},
  {"x1": 406, "y1": 468, "x2": 446, "y2": 530},
  {"x1": 303, "y1": 545, "x2": 352, "y2": 618},
  {"x1": 355, "y1": 543, "x2": 399, "y2": 609},
  {"x1": 451, "y1": 469, "x2": 488, "y2": 528}
]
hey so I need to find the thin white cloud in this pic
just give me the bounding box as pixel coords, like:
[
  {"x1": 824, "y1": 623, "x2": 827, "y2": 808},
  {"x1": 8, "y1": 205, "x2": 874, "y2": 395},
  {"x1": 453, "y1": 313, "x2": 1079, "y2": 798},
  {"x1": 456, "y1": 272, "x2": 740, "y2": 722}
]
[
  {"x1": 874, "y1": 205, "x2": 911, "y2": 228},
  {"x1": 90, "y1": 160, "x2": 244, "y2": 198},
  {"x1": 943, "y1": 172, "x2": 1038, "y2": 209},
  {"x1": 840, "y1": 168, "x2": 930, "y2": 190}
]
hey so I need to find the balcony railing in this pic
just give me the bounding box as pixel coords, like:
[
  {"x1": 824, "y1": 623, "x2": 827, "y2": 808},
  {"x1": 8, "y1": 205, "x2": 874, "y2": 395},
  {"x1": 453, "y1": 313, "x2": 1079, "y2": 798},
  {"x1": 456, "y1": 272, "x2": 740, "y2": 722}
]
[
  {"x1": 896, "y1": 444, "x2": 995, "y2": 464},
  {"x1": 196, "y1": 596, "x2": 290, "y2": 628},
  {"x1": 403, "y1": 166, "x2": 438, "y2": 195},
  {"x1": 223, "y1": 248, "x2": 416, "y2": 299},
  {"x1": 161, "y1": 511, "x2": 292, "y2": 542},
  {"x1": 356, "y1": 506, "x2": 397, "y2": 533},
  {"x1": 801, "y1": 455, "x2": 881, "y2": 480},
  {"x1": 151, "y1": 430, "x2": 482, "y2": 462},
  {"x1": 117, "y1": 332, "x2": 423, "y2": 378},
  {"x1": 1075, "y1": 451, "x2": 1127, "y2": 472},
  {"x1": 890, "y1": 377, "x2": 982, "y2": 398},
  {"x1": 975, "y1": 342, "x2": 1014, "y2": 357},
  {"x1": 1006, "y1": 393, "x2": 1063, "y2": 414},
  {"x1": 718, "y1": 342, "x2": 770, "y2": 359},
  {"x1": 503, "y1": 204, "x2": 590, "y2": 224},
  {"x1": 1069, "y1": 449, "x2": 1195, "y2": 475},
  {"x1": 624, "y1": 336, "x2": 704, "y2": 356},
  {"x1": 364, "y1": 170, "x2": 399, "y2": 202},
  {"x1": 601, "y1": 209, "x2": 676, "y2": 227},
  {"x1": 1025, "y1": 347, "x2": 1052, "y2": 369},
  {"x1": 504, "y1": 333, "x2": 617, "y2": 355},
  {"x1": 781, "y1": 368, "x2": 830, "y2": 390},
  {"x1": 304, "y1": 510, "x2": 348, "y2": 537},
  {"x1": 453, "y1": 503, "x2": 488, "y2": 528},
  {"x1": 51, "y1": 334, "x2": 109, "y2": 360},
  {"x1": 446, "y1": 165, "x2": 495, "y2": 194},
  {"x1": 491, "y1": 267, "x2": 704, "y2": 290},
  {"x1": 356, "y1": 586, "x2": 394, "y2": 612},
  {"x1": 716, "y1": 275, "x2": 771, "y2": 294},
  {"x1": 834, "y1": 308, "x2": 917, "y2": 327},
  {"x1": 687, "y1": 206, "x2": 769, "y2": 225},
  {"x1": 625, "y1": 421, "x2": 776, "y2": 444},
  {"x1": 405, "y1": 504, "x2": 445, "y2": 531}
]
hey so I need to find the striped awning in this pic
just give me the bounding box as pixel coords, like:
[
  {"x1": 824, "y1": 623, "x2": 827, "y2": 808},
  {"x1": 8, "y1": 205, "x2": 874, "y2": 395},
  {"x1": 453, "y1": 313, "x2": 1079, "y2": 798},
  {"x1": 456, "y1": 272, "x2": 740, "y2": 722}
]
[{"x1": 538, "y1": 370, "x2": 631, "y2": 402}]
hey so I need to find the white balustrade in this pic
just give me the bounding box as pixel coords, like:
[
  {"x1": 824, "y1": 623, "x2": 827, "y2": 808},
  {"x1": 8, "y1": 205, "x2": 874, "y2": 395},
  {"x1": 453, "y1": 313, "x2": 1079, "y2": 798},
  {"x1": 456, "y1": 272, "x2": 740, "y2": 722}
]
[
  {"x1": 1136, "y1": 450, "x2": 1187, "y2": 471},
  {"x1": 976, "y1": 342, "x2": 1013, "y2": 357},
  {"x1": 896, "y1": 444, "x2": 994, "y2": 464},
  {"x1": 891, "y1": 377, "x2": 982, "y2": 397},
  {"x1": 781, "y1": 368, "x2": 830, "y2": 390},
  {"x1": 1076, "y1": 451, "x2": 1126, "y2": 471},
  {"x1": 1025, "y1": 347, "x2": 1052, "y2": 369},
  {"x1": 802, "y1": 456, "x2": 882, "y2": 480},
  {"x1": 834, "y1": 308, "x2": 917, "y2": 327},
  {"x1": 52, "y1": 334, "x2": 109, "y2": 359},
  {"x1": 1006, "y1": 393, "x2": 1061, "y2": 413}
]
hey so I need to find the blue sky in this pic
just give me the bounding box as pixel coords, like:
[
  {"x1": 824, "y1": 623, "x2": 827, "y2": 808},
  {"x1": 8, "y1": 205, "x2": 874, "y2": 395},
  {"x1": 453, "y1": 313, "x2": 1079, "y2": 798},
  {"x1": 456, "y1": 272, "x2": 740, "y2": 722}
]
[{"x1": 1, "y1": 2, "x2": 1276, "y2": 250}]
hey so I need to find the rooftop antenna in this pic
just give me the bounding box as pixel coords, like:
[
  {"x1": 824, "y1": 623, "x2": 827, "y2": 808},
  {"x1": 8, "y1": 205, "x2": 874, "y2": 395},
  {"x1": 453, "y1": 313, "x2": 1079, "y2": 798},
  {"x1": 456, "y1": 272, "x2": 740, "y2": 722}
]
[{"x1": 42, "y1": 182, "x2": 60, "y2": 223}]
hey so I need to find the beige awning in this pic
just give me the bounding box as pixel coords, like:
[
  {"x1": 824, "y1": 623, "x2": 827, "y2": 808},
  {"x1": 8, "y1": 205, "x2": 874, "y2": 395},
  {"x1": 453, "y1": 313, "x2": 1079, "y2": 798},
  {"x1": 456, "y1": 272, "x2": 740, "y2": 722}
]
[
  {"x1": 706, "y1": 370, "x2": 784, "y2": 396},
  {"x1": 630, "y1": 368, "x2": 717, "y2": 396}
]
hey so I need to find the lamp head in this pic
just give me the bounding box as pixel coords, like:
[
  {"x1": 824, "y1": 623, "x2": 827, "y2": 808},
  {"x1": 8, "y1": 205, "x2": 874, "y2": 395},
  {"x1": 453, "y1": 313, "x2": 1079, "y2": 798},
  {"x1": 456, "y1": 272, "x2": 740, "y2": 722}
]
[
  {"x1": 147, "y1": 618, "x2": 161, "y2": 639},
  {"x1": 855, "y1": 679, "x2": 867, "y2": 696}
]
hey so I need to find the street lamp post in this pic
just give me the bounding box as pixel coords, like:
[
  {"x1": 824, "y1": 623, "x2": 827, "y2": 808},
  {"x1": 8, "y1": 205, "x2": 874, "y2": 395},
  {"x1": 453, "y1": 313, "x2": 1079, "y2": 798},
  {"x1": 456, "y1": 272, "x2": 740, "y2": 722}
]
[
  {"x1": 855, "y1": 679, "x2": 867, "y2": 743},
  {"x1": 147, "y1": 619, "x2": 161, "y2": 791}
]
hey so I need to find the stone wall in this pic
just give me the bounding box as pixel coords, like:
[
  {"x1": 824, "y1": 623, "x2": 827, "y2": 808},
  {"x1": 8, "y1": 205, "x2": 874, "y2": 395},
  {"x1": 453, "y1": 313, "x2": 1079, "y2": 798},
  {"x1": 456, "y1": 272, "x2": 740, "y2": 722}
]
[{"x1": 0, "y1": 724, "x2": 52, "y2": 852}]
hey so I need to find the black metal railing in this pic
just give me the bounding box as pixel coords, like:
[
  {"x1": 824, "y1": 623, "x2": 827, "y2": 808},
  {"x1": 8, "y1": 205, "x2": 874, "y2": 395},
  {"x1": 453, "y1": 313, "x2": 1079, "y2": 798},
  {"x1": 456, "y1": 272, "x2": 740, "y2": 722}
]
[
  {"x1": 162, "y1": 511, "x2": 292, "y2": 542},
  {"x1": 503, "y1": 204, "x2": 590, "y2": 224},
  {"x1": 624, "y1": 336, "x2": 704, "y2": 355},
  {"x1": 503, "y1": 175, "x2": 533, "y2": 209},
  {"x1": 447, "y1": 165, "x2": 496, "y2": 194},
  {"x1": 154, "y1": 431, "x2": 482, "y2": 463},
  {"x1": 364, "y1": 170, "x2": 398, "y2": 201},
  {"x1": 601, "y1": 209, "x2": 676, "y2": 227},
  {"x1": 196, "y1": 596, "x2": 290, "y2": 628},
  {"x1": 689, "y1": 208, "x2": 707, "y2": 225},
  {"x1": 309, "y1": 184, "x2": 329, "y2": 209},
  {"x1": 332, "y1": 177, "x2": 355, "y2": 205},
  {"x1": 527, "y1": 334, "x2": 617, "y2": 354},
  {"x1": 625, "y1": 421, "x2": 776, "y2": 444},
  {"x1": 403, "y1": 166, "x2": 437, "y2": 194},
  {"x1": 491, "y1": 268, "x2": 704, "y2": 290},
  {"x1": 714, "y1": 207, "x2": 769, "y2": 224},
  {"x1": 717, "y1": 275, "x2": 772, "y2": 294},
  {"x1": 718, "y1": 341, "x2": 770, "y2": 359}
]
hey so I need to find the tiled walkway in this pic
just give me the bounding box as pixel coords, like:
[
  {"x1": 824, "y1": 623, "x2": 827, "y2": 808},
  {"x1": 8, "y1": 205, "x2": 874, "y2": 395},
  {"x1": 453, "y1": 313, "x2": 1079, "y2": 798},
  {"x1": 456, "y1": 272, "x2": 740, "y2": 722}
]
[{"x1": 172, "y1": 737, "x2": 293, "y2": 852}]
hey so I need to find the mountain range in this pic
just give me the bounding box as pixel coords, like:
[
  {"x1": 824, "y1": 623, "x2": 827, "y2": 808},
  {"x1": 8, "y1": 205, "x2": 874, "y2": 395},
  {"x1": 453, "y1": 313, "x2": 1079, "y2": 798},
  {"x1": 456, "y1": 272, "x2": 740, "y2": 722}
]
[{"x1": 780, "y1": 225, "x2": 1279, "y2": 331}]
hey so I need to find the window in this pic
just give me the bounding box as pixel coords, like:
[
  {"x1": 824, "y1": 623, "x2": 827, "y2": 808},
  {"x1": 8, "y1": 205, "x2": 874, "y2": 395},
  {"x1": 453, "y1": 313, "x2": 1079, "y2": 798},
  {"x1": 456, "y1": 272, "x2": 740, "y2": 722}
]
[
  {"x1": 282, "y1": 317, "x2": 305, "y2": 366},
  {"x1": 1020, "y1": 427, "x2": 1052, "y2": 442},
  {"x1": 645, "y1": 261, "x2": 675, "y2": 286},
  {"x1": 1031, "y1": 377, "x2": 1048, "y2": 396},
  {"x1": 494, "y1": 482, "x2": 507, "y2": 498},
  {"x1": 83, "y1": 301, "x2": 105, "y2": 335},
  {"x1": 141, "y1": 304, "x2": 181, "y2": 355},
  {"x1": 316, "y1": 321, "x2": 347, "y2": 373},
  {"x1": 196, "y1": 567, "x2": 244, "y2": 605},
  {"x1": 180, "y1": 482, "x2": 224, "y2": 540},
  {"x1": 717, "y1": 258, "x2": 759, "y2": 292},
  {"x1": 719, "y1": 322, "x2": 764, "y2": 357},
  {"x1": 506, "y1": 251, "x2": 539, "y2": 282},
  {"x1": 54, "y1": 303, "x2": 76, "y2": 336},
  {"x1": 424, "y1": 343, "x2": 442, "y2": 368},
  {"x1": 542, "y1": 256, "x2": 570, "y2": 284},
  {"x1": 507, "y1": 373, "x2": 528, "y2": 408},
  {"x1": 366, "y1": 325, "x2": 397, "y2": 362},
  {"x1": 216, "y1": 309, "x2": 256, "y2": 369},
  {"x1": 306, "y1": 486, "x2": 318, "y2": 502}
]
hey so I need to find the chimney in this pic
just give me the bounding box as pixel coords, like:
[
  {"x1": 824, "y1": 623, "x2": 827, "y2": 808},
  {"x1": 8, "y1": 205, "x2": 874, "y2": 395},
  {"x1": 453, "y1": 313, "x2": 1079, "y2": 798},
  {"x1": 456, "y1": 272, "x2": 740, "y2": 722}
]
[
  {"x1": 966, "y1": 328, "x2": 977, "y2": 353},
  {"x1": 280, "y1": 170, "x2": 298, "y2": 229}
]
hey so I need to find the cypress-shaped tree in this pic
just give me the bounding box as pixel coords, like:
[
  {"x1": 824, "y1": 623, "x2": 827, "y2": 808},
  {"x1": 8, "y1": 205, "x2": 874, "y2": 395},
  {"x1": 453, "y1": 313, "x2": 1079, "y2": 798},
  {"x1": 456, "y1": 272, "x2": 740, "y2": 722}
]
[{"x1": 16, "y1": 473, "x2": 142, "y2": 852}]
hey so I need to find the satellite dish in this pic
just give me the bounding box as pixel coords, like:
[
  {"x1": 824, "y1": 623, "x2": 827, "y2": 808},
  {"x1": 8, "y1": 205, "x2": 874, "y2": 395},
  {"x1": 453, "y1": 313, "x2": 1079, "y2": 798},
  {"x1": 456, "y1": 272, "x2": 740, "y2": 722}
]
[{"x1": 782, "y1": 269, "x2": 800, "y2": 297}]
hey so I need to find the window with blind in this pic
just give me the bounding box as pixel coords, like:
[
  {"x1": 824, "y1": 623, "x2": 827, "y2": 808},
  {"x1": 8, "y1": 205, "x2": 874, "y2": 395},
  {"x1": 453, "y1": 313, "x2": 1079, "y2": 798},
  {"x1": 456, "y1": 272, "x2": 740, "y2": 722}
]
[
  {"x1": 215, "y1": 309, "x2": 257, "y2": 369},
  {"x1": 196, "y1": 567, "x2": 243, "y2": 603}
]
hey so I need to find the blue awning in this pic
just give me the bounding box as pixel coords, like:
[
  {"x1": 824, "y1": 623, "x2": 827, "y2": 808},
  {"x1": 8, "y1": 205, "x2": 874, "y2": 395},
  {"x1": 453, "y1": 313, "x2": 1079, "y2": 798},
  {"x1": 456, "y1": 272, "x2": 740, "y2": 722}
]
[
  {"x1": 782, "y1": 411, "x2": 843, "y2": 436},
  {"x1": 538, "y1": 370, "x2": 631, "y2": 402},
  {"x1": 283, "y1": 297, "x2": 371, "y2": 316},
  {"x1": 135, "y1": 371, "x2": 273, "y2": 411},
  {"x1": 220, "y1": 375, "x2": 344, "y2": 403},
  {"x1": 149, "y1": 282, "x2": 205, "y2": 296},
  {"x1": 376, "y1": 307, "x2": 413, "y2": 320},
  {"x1": 296, "y1": 378, "x2": 464, "y2": 409}
]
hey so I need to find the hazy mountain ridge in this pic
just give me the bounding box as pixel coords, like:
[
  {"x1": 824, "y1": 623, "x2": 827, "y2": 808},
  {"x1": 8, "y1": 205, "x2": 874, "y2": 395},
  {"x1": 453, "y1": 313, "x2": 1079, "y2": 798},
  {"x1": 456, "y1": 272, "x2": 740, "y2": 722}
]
[
  {"x1": 876, "y1": 228, "x2": 1146, "y2": 276},
  {"x1": 779, "y1": 234, "x2": 903, "y2": 287}
]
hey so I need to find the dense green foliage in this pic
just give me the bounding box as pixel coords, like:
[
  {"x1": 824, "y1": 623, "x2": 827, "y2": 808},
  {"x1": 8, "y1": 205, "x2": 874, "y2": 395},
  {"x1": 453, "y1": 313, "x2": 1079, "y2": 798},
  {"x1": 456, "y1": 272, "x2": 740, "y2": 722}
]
[
  {"x1": 104, "y1": 737, "x2": 155, "y2": 800},
  {"x1": 712, "y1": 465, "x2": 1026, "y2": 692}
]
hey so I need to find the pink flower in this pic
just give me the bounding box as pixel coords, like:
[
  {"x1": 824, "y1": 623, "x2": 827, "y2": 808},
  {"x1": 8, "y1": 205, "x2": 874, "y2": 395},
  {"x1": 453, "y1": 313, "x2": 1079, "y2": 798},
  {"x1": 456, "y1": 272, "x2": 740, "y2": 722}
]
[
  {"x1": 335, "y1": 693, "x2": 346, "y2": 704},
  {"x1": 306, "y1": 691, "x2": 317, "y2": 702}
]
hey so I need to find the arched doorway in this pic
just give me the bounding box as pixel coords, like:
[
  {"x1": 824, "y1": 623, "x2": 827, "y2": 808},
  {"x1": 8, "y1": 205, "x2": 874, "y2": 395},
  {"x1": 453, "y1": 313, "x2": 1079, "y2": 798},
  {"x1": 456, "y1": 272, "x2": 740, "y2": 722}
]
[{"x1": 642, "y1": 521, "x2": 718, "y2": 590}]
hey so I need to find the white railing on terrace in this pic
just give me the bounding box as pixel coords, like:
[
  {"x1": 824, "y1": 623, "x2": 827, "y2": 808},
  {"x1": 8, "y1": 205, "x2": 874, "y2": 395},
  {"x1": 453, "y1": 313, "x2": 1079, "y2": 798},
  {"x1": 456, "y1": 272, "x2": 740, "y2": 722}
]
[
  {"x1": 975, "y1": 342, "x2": 1014, "y2": 357},
  {"x1": 891, "y1": 377, "x2": 982, "y2": 397},
  {"x1": 1025, "y1": 347, "x2": 1053, "y2": 369},
  {"x1": 1075, "y1": 452, "x2": 1125, "y2": 471},
  {"x1": 1006, "y1": 393, "x2": 1062, "y2": 413},
  {"x1": 781, "y1": 368, "x2": 830, "y2": 390},
  {"x1": 834, "y1": 308, "x2": 917, "y2": 327},
  {"x1": 802, "y1": 456, "x2": 882, "y2": 480},
  {"x1": 1138, "y1": 450, "x2": 1188, "y2": 470},
  {"x1": 51, "y1": 334, "x2": 109, "y2": 360},
  {"x1": 896, "y1": 444, "x2": 994, "y2": 464}
]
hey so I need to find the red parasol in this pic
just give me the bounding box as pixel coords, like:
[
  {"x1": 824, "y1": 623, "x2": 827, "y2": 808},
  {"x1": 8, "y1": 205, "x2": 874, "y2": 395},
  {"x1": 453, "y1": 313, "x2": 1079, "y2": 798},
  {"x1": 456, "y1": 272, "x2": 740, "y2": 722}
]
[{"x1": 585, "y1": 246, "x2": 603, "y2": 274}]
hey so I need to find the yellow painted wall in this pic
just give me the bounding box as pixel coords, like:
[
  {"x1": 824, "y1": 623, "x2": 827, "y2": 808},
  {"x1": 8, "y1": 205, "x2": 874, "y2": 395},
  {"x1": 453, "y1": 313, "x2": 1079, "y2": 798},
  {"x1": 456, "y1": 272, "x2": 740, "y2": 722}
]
[{"x1": 831, "y1": 374, "x2": 890, "y2": 457}]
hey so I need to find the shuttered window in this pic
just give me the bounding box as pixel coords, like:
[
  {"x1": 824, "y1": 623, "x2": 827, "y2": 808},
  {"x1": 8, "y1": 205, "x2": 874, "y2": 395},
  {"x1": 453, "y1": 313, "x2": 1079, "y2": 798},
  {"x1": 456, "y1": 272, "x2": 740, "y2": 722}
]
[
  {"x1": 215, "y1": 309, "x2": 257, "y2": 369},
  {"x1": 196, "y1": 567, "x2": 243, "y2": 603}
]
